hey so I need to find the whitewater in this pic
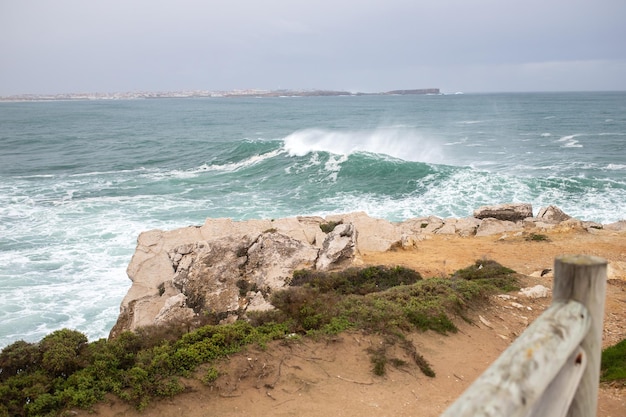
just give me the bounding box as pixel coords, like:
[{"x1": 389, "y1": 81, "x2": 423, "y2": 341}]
[{"x1": 1, "y1": 92, "x2": 625, "y2": 348}]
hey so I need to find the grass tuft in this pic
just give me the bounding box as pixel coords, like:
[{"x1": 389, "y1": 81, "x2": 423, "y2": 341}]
[
  {"x1": 319, "y1": 221, "x2": 342, "y2": 233},
  {"x1": 525, "y1": 233, "x2": 550, "y2": 242},
  {"x1": 601, "y1": 338, "x2": 626, "y2": 386}
]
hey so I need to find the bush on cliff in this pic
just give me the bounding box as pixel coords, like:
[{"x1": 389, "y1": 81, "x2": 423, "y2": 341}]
[{"x1": 0, "y1": 261, "x2": 519, "y2": 416}]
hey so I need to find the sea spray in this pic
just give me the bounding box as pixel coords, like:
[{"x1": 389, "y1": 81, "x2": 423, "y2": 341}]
[{"x1": 1, "y1": 92, "x2": 625, "y2": 348}]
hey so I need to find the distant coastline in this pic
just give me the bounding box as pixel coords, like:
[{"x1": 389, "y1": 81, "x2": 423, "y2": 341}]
[{"x1": 0, "y1": 88, "x2": 440, "y2": 102}]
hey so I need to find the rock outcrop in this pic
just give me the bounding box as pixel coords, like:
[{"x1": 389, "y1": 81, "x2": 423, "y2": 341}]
[
  {"x1": 110, "y1": 203, "x2": 614, "y2": 338},
  {"x1": 110, "y1": 215, "x2": 360, "y2": 338},
  {"x1": 473, "y1": 203, "x2": 533, "y2": 222},
  {"x1": 536, "y1": 205, "x2": 571, "y2": 223}
]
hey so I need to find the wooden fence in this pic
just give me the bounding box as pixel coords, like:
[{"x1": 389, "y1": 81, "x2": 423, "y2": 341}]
[{"x1": 441, "y1": 254, "x2": 607, "y2": 417}]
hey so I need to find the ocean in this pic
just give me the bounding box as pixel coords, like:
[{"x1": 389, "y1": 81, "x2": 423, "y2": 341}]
[{"x1": 1, "y1": 92, "x2": 625, "y2": 348}]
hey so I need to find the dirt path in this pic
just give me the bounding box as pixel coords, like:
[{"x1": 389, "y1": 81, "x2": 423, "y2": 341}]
[{"x1": 78, "y1": 228, "x2": 626, "y2": 417}]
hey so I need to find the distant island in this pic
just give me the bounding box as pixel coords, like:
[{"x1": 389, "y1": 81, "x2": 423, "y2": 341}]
[{"x1": 0, "y1": 88, "x2": 440, "y2": 102}]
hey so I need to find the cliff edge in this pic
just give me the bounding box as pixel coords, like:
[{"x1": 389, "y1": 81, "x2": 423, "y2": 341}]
[{"x1": 110, "y1": 204, "x2": 626, "y2": 338}]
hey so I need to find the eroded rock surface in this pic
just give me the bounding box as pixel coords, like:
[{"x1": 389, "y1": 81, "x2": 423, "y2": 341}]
[
  {"x1": 110, "y1": 204, "x2": 612, "y2": 337},
  {"x1": 473, "y1": 203, "x2": 533, "y2": 222}
]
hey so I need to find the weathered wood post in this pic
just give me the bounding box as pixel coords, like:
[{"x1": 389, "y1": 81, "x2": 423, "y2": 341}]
[
  {"x1": 552, "y1": 255, "x2": 607, "y2": 417},
  {"x1": 440, "y1": 254, "x2": 607, "y2": 417}
]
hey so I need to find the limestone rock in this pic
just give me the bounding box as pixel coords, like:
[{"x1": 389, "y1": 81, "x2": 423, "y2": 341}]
[
  {"x1": 436, "y1": 219, "x2": 457, "y2": 235},
  {"x1": 327, "y1": 212, "x2": 400, "y2": 252},
  {"x1": 473, "y1": 203, "x2": 533, "y2": 222},
  {"x1": 316, "y1": 223, "x2": 357, "y2": 270},
  {"x1": 536, "y1": 205, "x2": 571, "y2": 223},
  {"x1": 154, "y1": 293, "x2": 195, "y2": 325},
  {"x1": 174, "y1": 237, "x2": 248, "y2": 315},
  {"x1": 475, "y1": 218, "x2": 524, "y2": 237},
  {"x1": 519, "y1": 285, "x2": 551, "y2": 299},
  {"x1": 454, "y1": 217, "x2": 482, "y2": 237},
  {"x1": 244, "y1": 231, "x2": 319, "y2": 290},
  {"x1": 245, "y1": 291, "x2": 274, "y2": 313},
  {"x1": 110, "y1": 216, "x2": 363, "y2": 337}
]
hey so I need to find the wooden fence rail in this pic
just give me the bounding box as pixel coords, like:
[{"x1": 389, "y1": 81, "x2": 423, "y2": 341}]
[{"x1": 441, "y1": 255, "x2": 607, "y2": 417}]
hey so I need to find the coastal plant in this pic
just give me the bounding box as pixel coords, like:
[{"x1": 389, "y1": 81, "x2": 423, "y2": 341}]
[
  {"x1": 525, "y1": 233, "x2": 550, "y2": 242},
  {"x1": 601, "y1": 338, "x2": 626, "y2": 385},
  {"x1": 0, "y1": 260, "x2": 520, "y2": 416},
  {"x1": 291, "y1": 265, "x2": 422, "y2": 295},
  {"x1": 259, "y1": 261, "x2": 518, "y2": 376},
  {"x1": 201, "y1": 366, "x2": 220, "y2": 385},
  {"x1": 319, "y1": 220, "x2": 341, "y2": 233},
  {"x1": 39, "y1": 329, "x2": 88, "y2": 377}
]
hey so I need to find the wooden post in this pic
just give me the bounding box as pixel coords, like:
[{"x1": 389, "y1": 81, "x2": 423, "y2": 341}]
[
  {"x1": 553, "y1": 255, "x2": 607, "y2": 417},
  {"x1": 440, "y1": 300, "x2": 591, "y2": 417},
  {"x1": 440, "y1": 255, "x2": 607, "y2": 417}
]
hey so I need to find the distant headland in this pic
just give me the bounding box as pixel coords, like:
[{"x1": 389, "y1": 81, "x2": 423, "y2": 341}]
[{"x1": 0, "y1": 88, "x2": 440, "y2": 102}]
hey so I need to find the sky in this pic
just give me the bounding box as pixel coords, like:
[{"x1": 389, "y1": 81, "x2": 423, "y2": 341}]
[{"x1": 1, "y1": 0, "x2": 625, "y2": 95}]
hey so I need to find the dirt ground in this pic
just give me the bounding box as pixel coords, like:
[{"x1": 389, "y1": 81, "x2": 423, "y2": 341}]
[{"x1": 77, "y1": 227, "x2": 626, "y2": 417}]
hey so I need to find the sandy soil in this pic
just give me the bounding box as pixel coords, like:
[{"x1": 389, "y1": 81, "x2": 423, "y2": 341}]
[{"x1": 77, "y1": 227, "x2": 626, "y2": 417}]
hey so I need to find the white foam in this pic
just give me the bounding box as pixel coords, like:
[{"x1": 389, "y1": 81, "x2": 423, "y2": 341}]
[
  {"x1": 457, "y1": 120, "x2": 485, "y2": 124},
  {"x1": 68, "y1": 167, "x2": 148, "y2": 177},
  {"x1": 192, "y1": 149, "x2": 285, "y2": 173},
  {"x1": 606, "y1": 164, "x2": 626, "y2": 170},
  {"x1": 282, "y1": 127, "x2": 444, "y2": 164},
  {"x1": 557, "y1": 134, "x2": 584, "y2": 148}
]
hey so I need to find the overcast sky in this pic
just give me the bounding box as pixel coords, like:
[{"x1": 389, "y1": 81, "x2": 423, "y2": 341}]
[{"x1": 1, "y1": 0, "x2": 625, "y2": 95}]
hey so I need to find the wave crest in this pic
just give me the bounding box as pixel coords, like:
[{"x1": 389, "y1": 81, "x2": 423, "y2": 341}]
[{"x1": 282, "y1": 128, "x2": 444, "y2": 163}]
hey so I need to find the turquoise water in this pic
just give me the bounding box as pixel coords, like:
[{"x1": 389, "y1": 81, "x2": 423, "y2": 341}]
[{"x1": 1, "y1": 92, "x2": 625, "y2": 347}]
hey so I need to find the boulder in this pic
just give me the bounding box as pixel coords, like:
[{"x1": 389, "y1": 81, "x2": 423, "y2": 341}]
[
  {"x1": 473, "y1": 203, "x2": 533, "y2": 222},
  {"x1": 435, "y1": 219, "x2": 457, "y2": 235},
  {"x1": 327, "y1": 212, "x2": 400, "y2": 252},
  {"x1": 454, "y1": 217, "x2": 482, "y2": 237},
  {"x1": 519, "y1": 285, "x2": 551, "y2": 299},
  {"x1": 315, "y1": 223, "x2": 358, "y2": 270},
  {"x1": 475, "y1": 218, "x2": 524, "y2": 237},
  {"x1": 536, "y1": 205, "x2": 571, "y2": 223}
]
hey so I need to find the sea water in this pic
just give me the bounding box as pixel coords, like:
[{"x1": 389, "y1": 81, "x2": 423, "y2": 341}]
[{"x1": 1, "y1": 92, "x2": 625, "y2": 348}]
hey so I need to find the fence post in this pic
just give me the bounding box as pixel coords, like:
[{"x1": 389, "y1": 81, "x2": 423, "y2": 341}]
[{"x1": 553, "y1": 255, "x2": 607, "y2": 417}]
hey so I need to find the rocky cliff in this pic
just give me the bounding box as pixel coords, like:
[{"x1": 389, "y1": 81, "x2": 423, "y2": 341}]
[{"x1": 110, "y1": 204, "x2": 624, "y2": 338}]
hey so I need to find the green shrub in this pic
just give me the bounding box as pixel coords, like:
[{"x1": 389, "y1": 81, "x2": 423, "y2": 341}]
[
  {"x1": 319, "y1": 221, "x2": 341, "y2": 233},
  {"x1": 601, "y1": 338, "x2": 626, "y2": 384},
  {"x1": 291, "y1": 265, "x2": 422, "y2": 295},
  {"x1": 202, "y1": 366, "x2": 219, "y2": 385},
  {"x1": 368, "y1": 345, "x2": 388, "y2": 376},
  {"x1": 0, "y1": 340, "x2": 42, "y2": 382},
  {"x1": 525, "y1": 233, "x2": 550, "y2": 242},
  {"x1": 451, "y1": 259, "x2": 516, "y2": 281},
  {"x1": 40, "y1": 329, "x2": 88, "y2": 377}
]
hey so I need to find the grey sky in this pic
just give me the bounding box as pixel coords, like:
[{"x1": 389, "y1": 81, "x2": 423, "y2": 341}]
[{"x1": 1, "y1": 0, "x2": 625, "y2": 95}]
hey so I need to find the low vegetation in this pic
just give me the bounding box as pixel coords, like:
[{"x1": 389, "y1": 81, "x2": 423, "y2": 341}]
[
  {"x1": 601, "y1": 338, "x2": 626, "y2": 386},
  {"x1": 525, "y1": 233, "x2": 550, "y2": 242},
  {"x1": 319, "y1": 220, "x2": 342, "y2": 233},
  {"x1": 0, "y1": 261, "x2": 520, "y2": 416}
]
